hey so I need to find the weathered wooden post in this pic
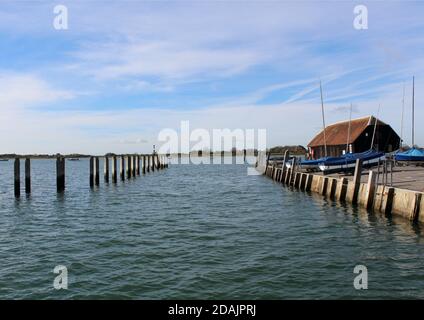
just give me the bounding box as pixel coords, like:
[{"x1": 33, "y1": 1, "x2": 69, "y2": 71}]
[
  {"x1": 351, "y1": 159, "x2": 363, "y2": 203},
  {"x1": 56, "y1": 156, "x2": 65, "y2": 192},
  {"x1": 90, "y1": 157, "x2": 95, "y2": 187},
  {"x1": 243, "y1": 149, "x2": 247, "y2": 163},
  {"x1": 14, "y1": 158, "x2": 20, "y2": 198},
  {"x1": 156, "y1": 155, "x2": 160, "y2": 170},
  {"x1": 25, "y1": 158, "x2": 31, "y2": 194},
  {"x1": 365, "y1": 170, "x2": 377, "y2": 210},
  {"x1": 410, "y1": 193, "x2": 422, "y2": 222},
  {"x1": 132, "y1": 155, "x2": 136, "y2": 177},
  {"x1": 120, "y1": 156, "x2": 125, "y2": 181},
  {"x1": 142, "y1": 155, "x2": 146, "y2": 174},
  {"x1": 151, "y1": 155, "x2": 155, "y2": 172},
  {"x1": 147, "y1": 155, "x2": 150, "y2": 173},
  {"x1": 136, "y1": 155, "x2": 140, "y2": 176},
  {"x1": 337, "y1": 177, "x2": 348, "y2": 202},
  {"x1": 95, "y1": 157, "x2": 100, "y2": 186},
  {"x1": 305, "y1": 174, "x2": 313, "y2": 191},
  {"x1": 320, "y1": 177, "x2": 328, "y2": 195},
  {"x1": 126, "y1": 156, "x2": 132, "y2": 179},
  {"x1": 300, "y1": 173, "x2": 307, "y2": 190},
  {"x1": 112, "y1": 156, "x2": 117, "y2": 183},
  {"x1": 384, "y1": 187, "x2": 395, "y2": 216},
  {"x1": 104, "y1": 156, "x2": 109, "y2": 183},
  {"x1": 329, "y1": 178, "x2": 337, "y2": 199}
]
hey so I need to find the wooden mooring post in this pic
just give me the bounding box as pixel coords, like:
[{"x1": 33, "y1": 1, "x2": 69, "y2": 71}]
[
  {"x1": 95, "y1": 157, "x2": 100, "y2": 186},
  {"x1": 127, "y1": 156, "x2": 132, "y2": 179},
  {"x1": 112, "y1": 156, "x2": 117, "y2": 183},
  {"x1": 132, "y1": 155, "x2": 137, "y2": 177},
  {"x1": 104, "y1": 156, "x2": 109, "y2": 183},
  {"x1": 147, "y1": 155, "x2": 150, "y2": 173},
  {"x1": 136, "y1": 155, "x2": 140, "y2": 176},
  {"x1": 120, "y1": 156, "x2": 125, "y2": 181},
  {"x1": 14, "y1": 158, "x2": 20, "y2": 198},
  {"x1": 351, "y1": 159, "x2": 363, "y2": 204},
  {"x1": 56, "y1": 156, "x2": 65, "y2": 192},
  {"x1": 151, "y1": 155, "x2": 155, "y2": 172},
  {"x1": 25, "y1": 158, "x2": 31, "y2": 194},
  {"x1": 90, "y1": 157, "x2": 94, "y2": 187},
  {"x1": 365, "y1": 170, "x2": 377, "y2": 210},
  {"x1": 143, "y1": 155, "x2": 146, "y2": 174}
]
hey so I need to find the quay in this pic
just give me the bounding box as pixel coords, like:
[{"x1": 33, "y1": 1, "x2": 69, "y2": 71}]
[{"x1": 257, "y1": 151, "x2": 424, "y2": 224}]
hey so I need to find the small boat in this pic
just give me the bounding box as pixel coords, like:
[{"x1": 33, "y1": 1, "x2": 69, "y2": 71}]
[
  {"x1": 318, "y1": 150, "x2": 385, "y2": 174},
  {"x1": 68, "y1": 158, "x2": 80, "y2": 161},
  {"x1": 395, "y1": 148, "x2": 424, "y2": 162},
  {"x1": 394, "y1": 77, "x2": 423, "y2": 164},
  {"x1": 0, "y1": 159, "x2": 8, "y2": 162}
]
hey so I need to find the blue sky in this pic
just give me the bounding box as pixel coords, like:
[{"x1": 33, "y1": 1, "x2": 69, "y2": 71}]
[{"x1": 0, "y1": 1, "x2": 423, "y2": 154}]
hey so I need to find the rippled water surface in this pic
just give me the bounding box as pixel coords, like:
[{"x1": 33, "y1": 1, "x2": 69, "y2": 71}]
[{"x1": 1, "y1": 158, "x2": 424, "y2": 299}]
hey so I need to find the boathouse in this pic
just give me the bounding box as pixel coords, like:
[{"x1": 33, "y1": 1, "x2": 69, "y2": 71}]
[{"x1": 307, "y1": 116, "x2": 400, "y2": 159}]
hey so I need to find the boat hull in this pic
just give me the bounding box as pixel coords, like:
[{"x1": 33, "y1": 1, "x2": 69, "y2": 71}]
[{"x1": 319, "y1": 153, "x2": 385, "y2": 174}]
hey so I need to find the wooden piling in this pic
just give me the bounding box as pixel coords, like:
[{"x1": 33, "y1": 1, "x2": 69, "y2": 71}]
[
  {"x1": 143, "y1": 155, "x2": 146, "y2": 174},
  {"x1": 120, "y1": 156, "x2": 125, "y2": 181},
  {"x1": 300, "y1": 173, "x2": 307, "y2": 190},
  {"x1": 136, "y1": 155, "x2": 140, "y2": 175},
  {"x1": 411, "y1": 193, "x2": 422, "y2": 222},
  {"x1": 95, "y1": 157, "x2": 100, "y2": 186},
  {"x1": 384, "y1": 187, "x2": 394, "y2": 216},
  {"x1": 14, "y1": 158, "x2": 20, "y2": 198},
  {"x1": 56, "y1": 156, "x2": 65, "y2": 192},
  {"x1": 337, "y1": 177, "x2": 348, "y2": 202},
  {"x1": 127, "y1": 156, "x2": 132, "y2": 179},
  {"x1": 305, "y1": 174, "x2": 313, "y2": 191},
  {"x1": 90, "y1": 157, "x2": 95, "y2": 187},
  {"x1": 351, "y1": 159, "x2": 363, "y2": 203},
  {"x1": 112, "y1": 156, "x2": 117, "y2": 183},
  {"x1": 132, "y1": 155, "x2": 136, "y2": 177},
  {"x1": 321, "y1": 177, "x2": 328, "y2": 195},
  {"x1": 329, "y1": 178, "x2": 337, "y2": 199},
  {"x1": 365, "y1": 171, "x2": 377, "y2": 210},
  {"x1": 104, "y1": 156, "x2": 109, "y2": 183},
  {"x1": 146, "y1": 155, "x2": 150, "y2": 173},
  {"x1": 151, "y1": 155, "x2": 155, "y2": 172},
  {"x1": 25, "y1": 158, "x2": 31, "y2": 194}
]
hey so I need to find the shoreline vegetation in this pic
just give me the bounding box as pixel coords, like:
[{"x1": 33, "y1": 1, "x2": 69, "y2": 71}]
[{"x1": 0, "y1": 146, "x2": 307, "y2": 160}]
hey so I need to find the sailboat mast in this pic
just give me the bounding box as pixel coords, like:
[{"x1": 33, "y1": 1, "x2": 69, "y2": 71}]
[
  {"x1": 400, "y1": 82, "x2": 405, "y2": 149},
  {"x1": 370, "y1": 104, "x2": 381, "y2": 150},
  {"x1": 346, "y1": 103, "x2": 352, "y2": 153},
  {"x1": 320, "y1": 81, "x2": 328, "y2": 157},
  {"x1": 412, "y1": 76, "x2": 415, "y2": 148}
]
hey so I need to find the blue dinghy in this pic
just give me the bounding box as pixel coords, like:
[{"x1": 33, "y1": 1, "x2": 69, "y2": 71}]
[
  {"x1": 395, "y1": 148, "x2": 424, "y2": 162},
  {"x1": 318, "y1": 150, "x2": 385, "y2": 174}
]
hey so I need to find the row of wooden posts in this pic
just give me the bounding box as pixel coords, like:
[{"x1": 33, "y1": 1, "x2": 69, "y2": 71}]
[
  {"x1": 264, "y1": 150, "x2": 385, "y2": 213},
  {"x1": 13, "y1": 154, "x2": 168, "y2": 198}
]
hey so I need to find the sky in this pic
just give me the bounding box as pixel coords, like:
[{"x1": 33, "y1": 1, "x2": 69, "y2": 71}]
[{"x1": 0, "y1": 0, "x2": 423, "y2": 154}]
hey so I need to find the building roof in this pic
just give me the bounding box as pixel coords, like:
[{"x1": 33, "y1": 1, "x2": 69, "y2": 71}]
[{"x1": 308, "y1": 116, "x2": 388, "y2": 147}]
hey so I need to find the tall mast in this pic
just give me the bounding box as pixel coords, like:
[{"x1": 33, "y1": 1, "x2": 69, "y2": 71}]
[
  {"x1": 412, "y1": 76, "x2": 415, "y2": 148},
  {"x1": 320, "y1": 80, "x2": 328, "y2": 157},
  {"x1": 400, "y1": 82, "x2": 405, "y2": 149},
  {"x1": 370, "y1": 104, "x2": 381, "y2": 150},
  {"x1": 346, "y1": 103, "x2": 353, "y2": 153}
]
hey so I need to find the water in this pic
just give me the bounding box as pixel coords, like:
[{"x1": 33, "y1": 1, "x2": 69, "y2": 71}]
[{"x1": 1, "y1": 158, "x2": 424, "y2": 299}]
